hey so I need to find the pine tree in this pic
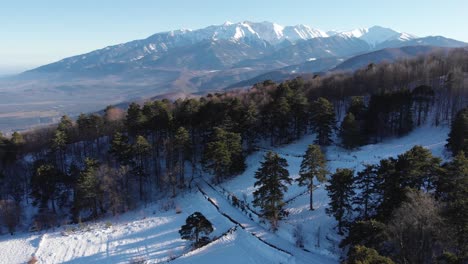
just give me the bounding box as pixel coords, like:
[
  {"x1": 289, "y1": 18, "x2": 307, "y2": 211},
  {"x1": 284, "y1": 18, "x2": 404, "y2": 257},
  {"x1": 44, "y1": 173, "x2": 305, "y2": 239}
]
[
  {"x1": 133, "y1": 135, "x2": 151, "y2": 201},
  {"x1": 126, "y1": 102, "x2": 146, "y2": 136},
  {"x1": 203, "y1": 128, "x2": 231, "y2": 184},
  {"x1": 109, "y1": 132, "x2": 133, "y2": 166},
  {"x1": 397, "y1": 145, "x2": 442, "y2": 190},
  {"x1": 375, "y1": 157, "x2": 404, "y2": 220},
  {"x1": 253, "y1": 151, "x2": 291, "y2": 231},
  {"x1": 179, "y1": 212, "x2": 214, "y2": 248},
  {"x1": 326, "y1": 168, "x2": 356, "y2": 234},
  {"x1": 438, "y1": 152, "x2": 468, "y2": 256},
  {"x1": 353, "y1": 164, "x2": 379, "y2": 220},
  {"x1": 347, "y1": 245, "x2": 395, "y2": 264},
  {"x1": 289, "y1": 91, "x2": 309, "y2": 140},
  {"x1": 202, "y1": 127, "x2": 244, "y2": 184},
  {"x1": 174, "y1": 127, "x2": 190, "y2": 188},
  {"x1": 297, "y1": 145, "x2": 328, "y2": 210},
  {"x1": 51, "y1": 129, "x2": 67, "y2": 172},
  {"x1": 30, "y1": 161, "x2": 64, "y2": 213},
  {"x1": 75, "y1": 158, "x2": 100, "y2": 219},
  {"x1": 340, "y1": 112, "x2": 362, "y2": 149},
  {"x1": 348, "y1": 96, "x2": 367, "y2": 121},
  {"x1": 446, "y1": 107, "x2": 468, "y2": 156},
  {"x1": 310, "y1": 97, "x2": 336, "y2": 146}
]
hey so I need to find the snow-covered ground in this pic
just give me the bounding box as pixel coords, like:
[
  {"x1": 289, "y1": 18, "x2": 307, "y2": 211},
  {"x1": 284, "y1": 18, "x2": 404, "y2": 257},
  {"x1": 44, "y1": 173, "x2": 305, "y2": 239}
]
[{"x1": 0, "y1": 126, "x2": 449, "y2": 264}]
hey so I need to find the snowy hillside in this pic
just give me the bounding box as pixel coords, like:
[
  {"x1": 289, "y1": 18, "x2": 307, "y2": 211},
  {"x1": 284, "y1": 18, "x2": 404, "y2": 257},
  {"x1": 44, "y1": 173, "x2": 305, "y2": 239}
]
[{"x1": 0, "y1": 126, "x2": 449, "y2": 263}]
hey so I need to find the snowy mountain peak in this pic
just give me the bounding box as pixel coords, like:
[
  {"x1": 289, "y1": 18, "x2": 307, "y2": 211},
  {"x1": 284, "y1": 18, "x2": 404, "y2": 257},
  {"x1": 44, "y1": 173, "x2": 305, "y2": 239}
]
[{"x1": 327, "y1": 25, "x2": 417, "y2": 46}]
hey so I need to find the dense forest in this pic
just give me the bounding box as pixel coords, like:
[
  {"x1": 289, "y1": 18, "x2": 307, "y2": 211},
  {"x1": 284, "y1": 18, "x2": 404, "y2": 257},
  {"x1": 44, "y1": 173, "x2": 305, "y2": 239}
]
[{"x1": 0, "y1": 48, "x2": 467, "y2": 263}]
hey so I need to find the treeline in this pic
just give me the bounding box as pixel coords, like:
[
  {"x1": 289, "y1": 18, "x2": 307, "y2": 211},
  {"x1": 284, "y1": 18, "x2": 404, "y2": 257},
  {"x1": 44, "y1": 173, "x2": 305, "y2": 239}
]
[{"x1": 0, "y1": 48, "x2": 466, "y2": 237}]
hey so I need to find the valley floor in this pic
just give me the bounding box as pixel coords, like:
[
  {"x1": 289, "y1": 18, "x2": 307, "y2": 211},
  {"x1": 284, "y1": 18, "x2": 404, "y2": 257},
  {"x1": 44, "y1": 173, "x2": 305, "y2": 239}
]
[{"x1": 0, "y1": 126, "x2": 449, "y2": 264}]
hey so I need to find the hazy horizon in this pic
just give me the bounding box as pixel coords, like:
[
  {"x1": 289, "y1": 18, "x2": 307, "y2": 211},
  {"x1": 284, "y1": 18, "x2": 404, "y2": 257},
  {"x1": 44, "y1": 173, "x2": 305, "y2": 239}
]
[{"x1": 2, "y1": 0, "x2": 468, "y2": 74}]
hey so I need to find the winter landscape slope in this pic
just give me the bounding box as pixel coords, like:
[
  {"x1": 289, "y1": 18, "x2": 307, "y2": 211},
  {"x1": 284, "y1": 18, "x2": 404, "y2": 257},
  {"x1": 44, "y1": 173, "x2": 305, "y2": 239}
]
[{"x1": 0, "y1": 125, "x2": 449, "y2": 264}]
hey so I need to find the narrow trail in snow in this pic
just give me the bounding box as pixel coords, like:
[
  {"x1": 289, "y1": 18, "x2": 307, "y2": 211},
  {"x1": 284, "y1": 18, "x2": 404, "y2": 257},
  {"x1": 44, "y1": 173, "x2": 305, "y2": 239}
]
[
  {"x1": 195, "y1": 179, "x2": 336, "y2": 264},
  {"x1": 167, "y1": 226, "x2": 238, "y2": 263},
  {"x1": 196, "y1": 184, "x2": 294, "y2": 257},
  {"x1": 33, "y1": 233, "x2": 47, "y2": 261}
]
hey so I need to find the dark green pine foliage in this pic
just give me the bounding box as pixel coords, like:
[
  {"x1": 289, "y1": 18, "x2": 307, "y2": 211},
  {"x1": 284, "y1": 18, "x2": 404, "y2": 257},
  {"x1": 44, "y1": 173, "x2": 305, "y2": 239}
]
[
  {"x1": 132, "y1": 135, "x2": 151, "y2": 201},
  {"x1": 310, "y1": 97, "x2": 336, "y2": 146},
  {"x1": 30, "y1": 161, "x2": 64, "y2": 213},
  {"x1": 446, "y1": 107, "x2": 468, "y2": 156},
  {"x1": 253, "y1": 151, "x2": 291, "y2": 231},
  {"x1": 397, "y1": 145, "x2": 442, "y2": 190},
  {"x1": 438, "y1": 152, "x2": 468, "y2": 257},
  {"x1": 326, "y1": 168, "x2": 356, "y2": 234},
  {"x1": 353, "y1": 164, "x2": 379, "y2": 220},
  {"x1": 341, "y1": 220, "x2": 387, "y2": 251},
  {"x1": 375, "y1": 157, "x2": 404, "y2": 220},
  {"x1": 109, "y1": 132, "x2": 133, "y2": 166},
  {"x1": 203, "y1": 127, "x2": 244, "y2": 184},
  {"x1": 126, "y1": 102, "x2": 146, "y2": 136},
  {"x1": 297, "y1": 145, "x2": 328, "y2": 210},
  {"x1": 179, "y1": 212, "x2": 214, "y2": 248},
  {"x1": 348, "y1": 96, "x2": 367, "y2": 121},
  {"x1": 347, "y1": 245, "x2": 395, "y2": 264},
  {"x1": 340, "y1": 113, "x2": 362, "y2": 149},
  {"x1": 75, "y1": 158, "x2": 100, "y2": 219},
  {"x1": 174, "y1": 127, "x2": 190, "y2": 188}
]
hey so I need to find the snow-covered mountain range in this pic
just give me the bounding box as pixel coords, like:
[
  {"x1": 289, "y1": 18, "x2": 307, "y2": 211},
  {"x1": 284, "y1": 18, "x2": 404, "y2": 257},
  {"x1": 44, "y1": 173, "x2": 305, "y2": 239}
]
[
  {"x1": 27, "y1": 21, "x2": 465, "y2": 74},
  {"x1": 1, "y1": 21, "x2": 466, "y2": 132}
]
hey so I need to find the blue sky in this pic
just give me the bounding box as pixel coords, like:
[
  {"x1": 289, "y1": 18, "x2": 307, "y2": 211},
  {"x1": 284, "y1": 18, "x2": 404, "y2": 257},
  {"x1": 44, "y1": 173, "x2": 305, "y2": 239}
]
[{"x1": 1, "y1": 0, "x2": 467, "y2": 74}]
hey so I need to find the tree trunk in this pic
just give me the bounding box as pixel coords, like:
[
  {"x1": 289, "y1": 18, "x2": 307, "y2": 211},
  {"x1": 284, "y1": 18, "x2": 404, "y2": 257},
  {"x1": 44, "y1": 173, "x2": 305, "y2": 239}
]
[{"x1": 309, "y1": 183, "x2": 314, "y2": 210}]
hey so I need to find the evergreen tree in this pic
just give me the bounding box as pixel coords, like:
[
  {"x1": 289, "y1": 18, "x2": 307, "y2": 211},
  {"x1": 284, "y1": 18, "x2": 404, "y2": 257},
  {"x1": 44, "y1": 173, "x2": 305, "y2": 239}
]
[
  {"x1": 297, "y1": 144, "x2": 328, "y2": 210},
  {"x1": 126, "y1": 103, "x2": 146, "y2": 136},
  {"x1": 253, "y1": 151, "x2": 291, "y2": 230},
  {"x1": 397, "y1": 145, "x2": 442, "y2": 190},
  {"x1": 57, "y1": 115, "x2": 73, "y2": 132},
  {"x1": 273, "y1": 96, "x2": 292, "y2": 144},
  {"x1": 203, "y1": 127, "x2": 244, "y2": 184},
  {"x1": 348, "y1": 96, "x2": 367, "y2": 121},
  {"x1": 174, "y1": 127, "x2": 190, "y2": 188},
  {"x1": 179, "y1": 212, "x2": 214, "y2": 248},
  {"x1": 239, "y1": 103, "x2": 259, "y2": 152},
  {"x1": 75, "y1": 158, "x2": 100, "y2": 219},
  {"x1": 347, "y1": 245, "x2": 395, "y2": 264},
  {"x1": 375, "y1": 158, "x2": 404, "y2": 220},
  {"x1": 340, "y1": 113, "x2": 362, "y2": 149},
  {"x1": 310, "y1": 97, "x2": 336, "y2": 146},
  {"x1": 30, "y1": 161, "x2": 64, "y2": 213},
  {"x1": 341, "y1": 220, "x2": 387, "y2": 251},
  {"x1": 353, "y1": 164, "x2": 379, "y2": 220},
  {"x1": 326, "y1": 168, "x2": 356, "y2": 234},
  {"x1": 289, "y1": 90, "x2": 309, "y2": 139},
  {"x1": 446, "y1": 107, "x2": 468, "y2": 156},
  {"x1": 132, "y1": 135, "x2": 151, "y2": 201},
  {"x1": 438, "y1": 152, "x2": 468, "y2": 257},
  {"x1": 51, "y1": 129, "x2": 67, "y2": 172},
  {"x1": 109, "y1": 132, "x2": 133, "y2": 166}
]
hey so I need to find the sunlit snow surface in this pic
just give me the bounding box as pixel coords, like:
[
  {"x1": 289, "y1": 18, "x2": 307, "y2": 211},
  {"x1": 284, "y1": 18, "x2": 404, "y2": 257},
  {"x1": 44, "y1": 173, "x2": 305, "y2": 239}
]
[{"x1": 0, "y1": 126, "x2": 449, "y2": 263}]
